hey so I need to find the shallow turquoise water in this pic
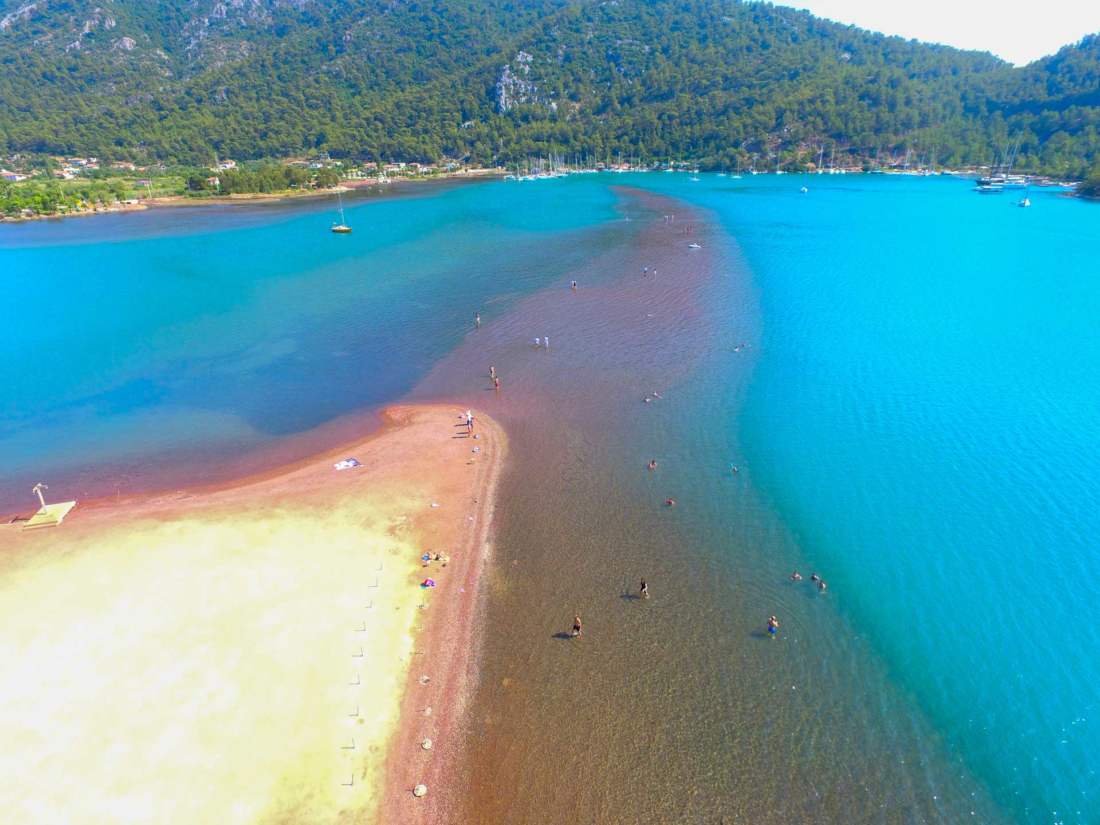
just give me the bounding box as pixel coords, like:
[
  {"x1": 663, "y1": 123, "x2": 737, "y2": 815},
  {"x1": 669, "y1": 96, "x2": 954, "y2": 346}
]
[
  {"x1": 2, "y1": 174, "x2": 1097, "y2": 823},
  {"x1": 691, "y1": 174, "x2": 1100, "y2": 824}
]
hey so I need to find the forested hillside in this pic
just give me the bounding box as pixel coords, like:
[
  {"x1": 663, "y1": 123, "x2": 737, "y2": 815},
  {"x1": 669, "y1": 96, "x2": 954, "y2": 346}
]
[{"x1": 1, "y1": 0, "x2": 1097, "y2": 176}]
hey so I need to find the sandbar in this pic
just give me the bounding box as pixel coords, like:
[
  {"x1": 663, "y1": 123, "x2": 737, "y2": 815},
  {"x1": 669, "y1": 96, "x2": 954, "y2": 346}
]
[{"x1": 0, "y1": 403, "x2": 504, "y2": 825}]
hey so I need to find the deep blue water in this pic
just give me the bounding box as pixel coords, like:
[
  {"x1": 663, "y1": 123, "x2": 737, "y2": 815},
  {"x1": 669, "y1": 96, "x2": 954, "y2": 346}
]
[{"x1": 2, "y1": 174, "x2": 1097, "y2": 823}]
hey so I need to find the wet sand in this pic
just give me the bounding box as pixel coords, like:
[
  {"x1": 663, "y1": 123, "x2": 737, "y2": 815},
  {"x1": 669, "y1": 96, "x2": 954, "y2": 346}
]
[
  {"x1": 404, "y1": 187, "x2": 1007, "y2": 824},
  {"x1": 0, "y1": 403, "x2": 503, "y2": 825}
]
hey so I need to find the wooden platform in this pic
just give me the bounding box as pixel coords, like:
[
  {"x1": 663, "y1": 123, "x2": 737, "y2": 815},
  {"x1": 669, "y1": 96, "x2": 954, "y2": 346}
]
[{"x1": 23, "y1": 501, "x2": 77, "y2": 530}]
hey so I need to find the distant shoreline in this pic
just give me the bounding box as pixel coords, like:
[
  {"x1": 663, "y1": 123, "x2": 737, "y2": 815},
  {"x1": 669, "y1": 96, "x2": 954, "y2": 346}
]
[{"x1": 0, "y1": 168, "x2": 504, "y2": 224}]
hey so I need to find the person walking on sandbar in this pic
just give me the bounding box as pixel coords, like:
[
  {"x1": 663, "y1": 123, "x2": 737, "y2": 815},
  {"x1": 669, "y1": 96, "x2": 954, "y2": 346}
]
[
  {"x1": 640, "y1": 579, "x2": 649, "y2": 599},
  {"x1": 571, "y1": 614, "x2": 583, "y2": 638}
]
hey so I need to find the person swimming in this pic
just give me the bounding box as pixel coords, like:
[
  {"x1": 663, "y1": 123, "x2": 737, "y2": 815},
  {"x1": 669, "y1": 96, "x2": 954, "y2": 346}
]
[
  {"x1": 810, "y1": 573, "x2": 820, "y2": 582},
  {"x1": 664, "y1": 498, "x2": 676, "y2": 507},
  {"x1": 790, "y1": 571, "x2": 802, "y2": 581},
  {"x1": 817, "y1": 579, "x2": 827, "y2": 592},
  {"x1": 648, "y1": 459, "x2": 658, "y2": 470}
]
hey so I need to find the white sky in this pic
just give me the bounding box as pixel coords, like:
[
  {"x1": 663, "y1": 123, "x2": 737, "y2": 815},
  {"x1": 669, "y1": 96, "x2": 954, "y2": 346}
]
[{"x1": 787, "y1": 0, "x2": 1100, "y2": 65}]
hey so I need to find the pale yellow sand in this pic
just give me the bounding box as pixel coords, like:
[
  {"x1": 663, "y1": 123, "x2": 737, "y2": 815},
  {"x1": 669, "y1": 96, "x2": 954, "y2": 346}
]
[{"x1": 0, "y1": 405, "x2": 499, "y2": 825}]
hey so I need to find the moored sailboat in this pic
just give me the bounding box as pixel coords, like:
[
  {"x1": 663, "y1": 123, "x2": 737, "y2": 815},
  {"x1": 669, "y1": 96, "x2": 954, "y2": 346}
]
[{"x1": 331, "y1": 190, "x2": 352, "y2": 233}]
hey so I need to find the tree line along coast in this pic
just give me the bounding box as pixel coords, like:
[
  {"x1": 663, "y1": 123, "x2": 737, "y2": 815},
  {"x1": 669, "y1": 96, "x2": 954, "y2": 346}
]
[{"x1": 4, "y1": 153, "x2": 1098, "y2": 220}]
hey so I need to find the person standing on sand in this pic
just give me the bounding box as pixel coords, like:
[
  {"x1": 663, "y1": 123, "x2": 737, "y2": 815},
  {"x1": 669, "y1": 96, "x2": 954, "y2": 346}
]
[
  {"x1": 571, "y1": 280, "x2": 578, "y2": 290},
  {"x1": 475, "y1": 312, "x2": 481, "y2": 329},
  {"x1": 640, "y1": 579, "x2": 649, "y2": 599},
  {"x1": 571, "y1": 614, "x2": 583, "y2": 638},
  {"x1": 494, "y1": 376, "x2": 501, "y2": 391},
  {"x1": 489, "y1": 366, "x2": 496, "y2": 379}
]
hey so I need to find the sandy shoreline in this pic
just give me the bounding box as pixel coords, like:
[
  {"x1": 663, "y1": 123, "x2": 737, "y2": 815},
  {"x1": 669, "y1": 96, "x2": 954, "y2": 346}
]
[
  {"x1": 0, "y1": 403, "x2": 504, "y2": 825},
  {"x1": 378, "y1": 408, "x2": 505, "y2": 824}
]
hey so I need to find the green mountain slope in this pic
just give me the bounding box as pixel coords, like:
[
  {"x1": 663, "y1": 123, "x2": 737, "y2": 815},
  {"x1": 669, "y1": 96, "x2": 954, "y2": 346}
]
[{"x1": 0, "y1": 0, "x2": 1097, "y2": 175}]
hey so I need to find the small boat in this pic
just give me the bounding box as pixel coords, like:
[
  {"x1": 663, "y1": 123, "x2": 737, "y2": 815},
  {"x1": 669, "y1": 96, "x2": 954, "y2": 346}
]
[
  {"x1": 800, "y1": 186, "x2": 809, "y2": 193},
  {"x1": 331, "y1": 191, "x2": 352, "y2": 233},
  {"x1": 1018, "y1": 196, "x2": 1031, "y2": 208},
  {"x1": 688, "y1": 242, "x2": 702, "y2": 249}
]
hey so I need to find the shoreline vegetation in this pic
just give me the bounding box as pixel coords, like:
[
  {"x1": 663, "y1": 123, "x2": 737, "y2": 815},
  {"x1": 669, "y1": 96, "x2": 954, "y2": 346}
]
[
  {"x1": 0, "y1": 403, "x2": 505, "y2": 825},
  {"x1": 5, "y1": 148, "x2": 1095, "y2": 225},
  {"x1": 0, "y1": 160, "x2": 503, "y2": 222}
]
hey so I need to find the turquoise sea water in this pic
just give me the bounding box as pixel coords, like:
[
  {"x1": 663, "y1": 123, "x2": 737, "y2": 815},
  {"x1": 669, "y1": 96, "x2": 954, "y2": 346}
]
[{"x1": 2, "y1": 174, "x2": 1097, "y2": 823}]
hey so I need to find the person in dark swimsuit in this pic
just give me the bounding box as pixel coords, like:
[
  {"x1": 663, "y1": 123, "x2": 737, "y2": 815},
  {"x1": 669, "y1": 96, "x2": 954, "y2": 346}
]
[
  {"x1": 640, "y1": 579, "x2": 649, "y2": 599},
  {"x1": 571, "y1": 614, "x2": 583, "y2": 637}
]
